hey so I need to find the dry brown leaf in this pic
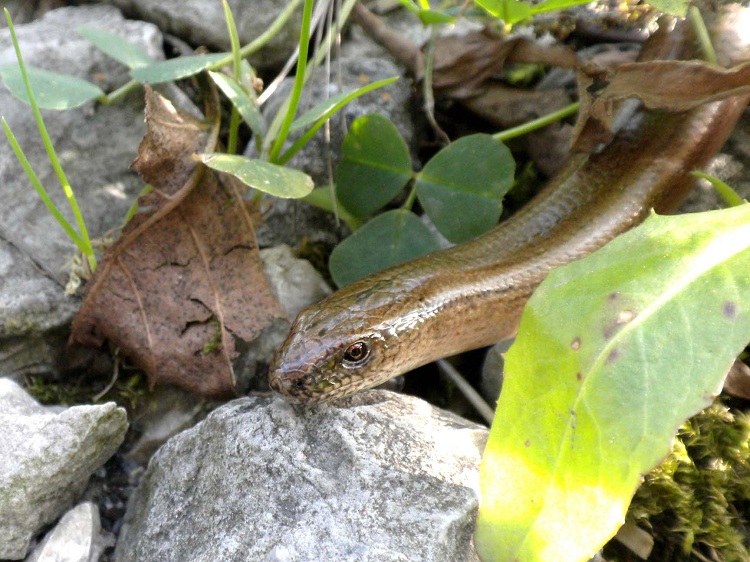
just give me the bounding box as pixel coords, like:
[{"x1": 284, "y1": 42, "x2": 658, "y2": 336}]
[
  {"x1": 429, "y1": 32, "x2": 578, "y2": 100},
  {"x1": 70, "y1": 87, "x2": 285, "y2": 398},
  {"x1": 352, "y1": 1, "x2": 577, "y2": 101},
  {"x1": 597, "y1": 59, "x2": 750, "y2": 110},
  {"x1": 573, "y1": 58, "x2": 750, "y2": 152}
]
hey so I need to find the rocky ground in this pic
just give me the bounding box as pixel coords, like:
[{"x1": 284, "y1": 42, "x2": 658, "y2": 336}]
[{"x1": 0, "y1": 1, "x2": 748, "y2": 561}]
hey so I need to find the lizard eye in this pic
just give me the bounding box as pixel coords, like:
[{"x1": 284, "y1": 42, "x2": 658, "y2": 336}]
[{"x1": 342, "y1": 341, "x2": 370, "y2": 366}]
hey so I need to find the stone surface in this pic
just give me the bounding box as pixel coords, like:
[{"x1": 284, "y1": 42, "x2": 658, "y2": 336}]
[
  {"x1": 260, "y1": 244, "x2": 332, "y2": 319},
  {"x1": 115, "y1": 391, "x2": 487, "y2": 562},
  {"x1": 0, "y1": 4, "x2": 162, "y2": 279},
  {"x1": 0, "y1": 5, "x2": 162, "y2": 379},
  {"x1": 125, "y1": 386, "x2": 207, "y2": 465},
  {"x1": 25, "y1": 502, "x2": 110, "y2": 562},
  {"x1": 0, "y1": 379, "x2": 128, "y2": 559},
  {"x1": 99, "y1": 0, "x2": 302, "y2": 68}
]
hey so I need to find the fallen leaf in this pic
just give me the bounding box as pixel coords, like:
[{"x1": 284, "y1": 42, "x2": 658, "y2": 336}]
[
  {"x1": 572, "y1": 20, "x2": 750, "y2": 152},
  {"x1": 595, "y1": 59, "x2": 750, "y2": 110},
  {"x1": 70, "y1": 87, "x2": 285, "y2": 397},
  {"x1": 352, "y1": 2, "x2": 577, "y2": 102},
  {"x1": 428, "y1": 31, "x2": 577, "y2": 100}
]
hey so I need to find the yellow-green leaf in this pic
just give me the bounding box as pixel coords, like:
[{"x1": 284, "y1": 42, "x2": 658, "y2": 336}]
[{"x1": 476, "y1": 205, "x2": 750, "y2": 562}]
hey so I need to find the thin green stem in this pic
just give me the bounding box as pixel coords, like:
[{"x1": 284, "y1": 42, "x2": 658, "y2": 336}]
[
  {"x1": 401, "y1": 183, "x2": 418, "y2": 211},
  {"x1": 223, "y1": 0, "x2": 243, "y2": 154},
  {"x1": 691, "y1": 171, "x2": 745, "y2": 207},
  {"x1": 103, "y1": 78, "x2": 141, "y2": 104},
  {"x1": 264, "y1": 0, "x2": 356, "y2": 156},
  {"x1": 268, "y1": 0, "x2": 315, "y2": 162},
  {"x1": 687, "y1": 6, "x2": 717, "y2": 65},
  {"x1": 2, "y1": 118, "x2": 86, "y2": 249},
  {"x1": 301, "y1": 186, "x2": 361, "y2": 231},
  {"x1": 493, "y1": 102, "x2": 579, "y2": 142},
  {"x1": 208, "y1": 0, "x2": 307, "y2": 73},
  {"x1": 4, "y1": 8, "x2": 96, "y2": 270},
  {"x1": 422, "y1": 26, "x2": 449, "y2": 144}
]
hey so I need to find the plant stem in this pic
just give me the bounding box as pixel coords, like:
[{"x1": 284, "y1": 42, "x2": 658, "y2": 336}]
[
  {"x1": 4, "y1": 8, "x2": 96, "y2": 270},
  {"x1": 2, "y1": 118, "x2": 85, "y2": 249},
  {"x1": 223, "y1": 0, "x2": 243, "y2": 154},
  {"x1": 493, "y1": 102, "x2": 579, "y2": 142},
  {"x1": 104, "y1": 79, "x2": 141, "y2": 104},
  {"x1": 687, "y1": 6, "x2": 717, "y2": 65},
  {"x1": 268, "y1": 0, "x2": 315, "y2": 162},
  {"x1": 691, "y1": 172, "x2": 745, "y2": 207},
  {"x1": 402, "y1": 183, "x2": 418, "y2": 211}
]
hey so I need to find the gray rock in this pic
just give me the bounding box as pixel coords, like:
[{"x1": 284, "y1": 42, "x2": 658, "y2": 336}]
[
  {"x1": 0, "y1": 379, "x2": 128, "y2": 559},
  {"x1": 25, "y1": 502, "x2": 111, "y2": 562},
  {"x1": 125, "y1": 386, "x2": 207, "y2": 466},
  {"x1": 260, "y1": 244, "x2": 332, "y2": 319},
  {"x1": 99, "y1": 0, "x2": 302, "y2": 68},
  {"x1": 0, "y1": 5, "x2": 162, "y2": 379},
  {"x1": 253, "y1": 193, "x2": 350, "y2": 252},
  {"x1": 0, "y1": 5, "x2": 162, "y2": 279},
  {"x1": 0, "y1": 1, "x2": 67, "y2": 28},
  {"x1": 0, "y1": 239, "x2": 80, "y2": 380},
  {"x1": 115, "y1": 391, "x2": 487, "y2": 562}
]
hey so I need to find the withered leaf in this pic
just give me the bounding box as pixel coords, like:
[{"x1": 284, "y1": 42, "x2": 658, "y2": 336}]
[
  {"x1": 352, "y1": 1, "x2": 577, "y2": 101},
  {"x1": 594, "y1": 59, "x2": 750, "y2": 111},
  {"x1": 71, "y1": 87, "x2": 285, "y2": 397},
  {"x1": 573, "y1": 58, "x2": 750, "y2": 152},
  {"x1": 428, "y1": 32, "x2": 577, "y2": 100}
]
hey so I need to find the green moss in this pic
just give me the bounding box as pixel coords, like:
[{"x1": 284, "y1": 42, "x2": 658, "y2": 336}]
[
  {"x1": 201, "y1": 318, "x2": 222, "y2": 355},
  {"x1": 24, "y1": 376, "x2": 91, "y2": 406},
  {"x1": 25, "y1": 371, "x2": 153, "y2": 413},
  {"x1": 623, "y1": 401, "x2": 750, "y2": 561}
]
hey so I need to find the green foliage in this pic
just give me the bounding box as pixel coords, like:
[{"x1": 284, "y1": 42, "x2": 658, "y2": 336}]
[
  {"x1": 626, "y1": 401, "x2": 750, "y2": 560},
  {"x1": 649, "y1": 0, "x2": 690, "y2": 17},
  {"x1": 1, "y1": 0, "x2": 400, "y2": 256},
  {"x1": 415, "y1": 135, "x2": 513, "y2": 243},
  {"x1": 1, "y1": 9, "x2": 96, "y2": 270},
  {"x1": 475, "y1": 0, "x2": 591, "y2": 25},
  {"x1": 329, "y1": 210, "x2": 441, "y2": 287},
  {"x1": 78, "y1": 27, "x2": 155, "y2": 69},
  {"x1": 475, "y1": 0, "x2": 687, "y2": 25},
  {"x1": 330, "y1": 115, "x2": 515, "y2": 285},
  {"x1": 131, "y1": 53, "x2": 231, "y2": 84},
  {"x1": 335, "y1": 114, "x2": 413, "y2": 216},
  {"x1": 0, "y1": 65, "x2": 105, "y2": 109},
  {"x1": 200, "y1": 153, "x2": 314, "y2": 198},
  {"x1": 475, "y1": 205, "x2": 750, "y2": 562},
  {"x1": 279, "y1": 76, "x2": 399, "y2": 164},
  {"x1": 209, "y1": 70, "x2": 265, "y2": 138}
]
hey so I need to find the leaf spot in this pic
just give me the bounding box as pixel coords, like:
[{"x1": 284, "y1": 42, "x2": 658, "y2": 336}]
[
  {"x1": 576, "y1": 372, "x2": 582, "y2": 381},
  {"x1": 724, "y1": 301, "x2": 737, "y2": 319},
  {"x1": 524, "y1": 440, "x2": 531, "y2": 447},
  {"x1": 606, "y1": 348, "x2": 619, "y2": 364},
  {"x1": 617, "y1": 309, "x2": 636, "y2": 324},
  {"x1": 571, "y1": 337, "x2": 581, "y2": 350}
]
